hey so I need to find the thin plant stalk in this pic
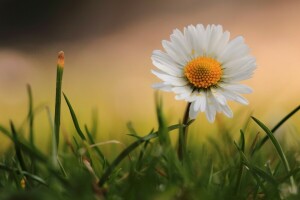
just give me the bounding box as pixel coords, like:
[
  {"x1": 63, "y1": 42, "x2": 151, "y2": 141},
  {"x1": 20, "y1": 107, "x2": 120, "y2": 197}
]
[
  {"x1": 178, "y1": 102, "x2": 191, "y2": 161},
  {"x1": 27, "y1": 84, "x2": 34, "y2": 146},
  {"x1": 46, "y1": 106, "x2": 58, "y2": 169},
  {"x1": 54, "y1": 51, "x2": 64, "y2": 148}
]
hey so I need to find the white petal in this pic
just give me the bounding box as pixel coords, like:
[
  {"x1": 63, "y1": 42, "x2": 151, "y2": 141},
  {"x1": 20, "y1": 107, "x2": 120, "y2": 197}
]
[
  {"x1": 195, "y1": 24, "x2": 206, "y2": 56},
  {"x1": 203, "y1": 25, "x2": 213, "y2": 52},
  {"x1": 172, "y1": 86, "x2": 192, "y2": 94},
  {"x1": 219, "y1": 88, "x2": 249, "y2": 105},
  {"x1": 170, "y1": 29, "x2": 191, "y2": 57},
  {"x1": 162, "y1": 40, "x2": 188, "y2": 66},
  {"x1": 220, "y1": 103, "x2": 233, "y2": 118},
  {"x1": 152, "y1": 50, "x2": 184, "y2": 77},
  {"x1": 186, "y1": 93, "x2": 199, "y2": 102},
  {"x1": 205, "y1": 92, "x2": 217, "y2": 122},
  {"x1": 193, "y1": 93, "x2": 206, "y2": 112},
  {"x1": 151, "y1": 70, "x2": 187, "y2": 86},
  {"x1": 206, "y1": 25, "x2": 224, "y2": 57},
  {"x1": 184, "y1": 25, "x2": 200, "y2": 58},
  {"x1": 222, "y1": 56, "x2": 255, "y2": 70},
  {"x1": 175, "y1": 92, "x2": 192, "y2": 100},
  {"x1": 214, "y1": 31, "x2": 230, "y2": 56},
  {"x1": 189, "y1": 102, "x2": 199, "y2": 119},
  {"x1": 152, "y1": 82, "x2": 173, "y2": 91},
  {"x1": 211, "y1": 88, "x2": 227, "y2": 105},
  {"x1": 222, "y1": 57, "x2": 256, "y2": 74},
  {"x1": 220, "y1": 83, "x2": 253, "y2": 94},
  {"x1": 218, "y1": 36, "x2": 247, "y2": 63}
]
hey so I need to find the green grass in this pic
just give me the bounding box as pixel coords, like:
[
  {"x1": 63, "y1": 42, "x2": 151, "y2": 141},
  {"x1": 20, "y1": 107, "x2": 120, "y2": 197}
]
[{"x1": 0, "y1": 53, "x2": 300, "y2": 200}]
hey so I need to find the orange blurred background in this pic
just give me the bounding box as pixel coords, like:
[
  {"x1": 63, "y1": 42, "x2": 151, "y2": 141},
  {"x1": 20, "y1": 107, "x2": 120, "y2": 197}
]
[{"x1": 0, "y1": 0, "x2": 299, "y2": 151}]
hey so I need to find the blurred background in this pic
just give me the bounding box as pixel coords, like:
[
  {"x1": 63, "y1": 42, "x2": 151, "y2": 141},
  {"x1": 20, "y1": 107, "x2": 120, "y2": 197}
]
[{"x1": 0, "y1": 0, "x2": 299, "y2": 152}]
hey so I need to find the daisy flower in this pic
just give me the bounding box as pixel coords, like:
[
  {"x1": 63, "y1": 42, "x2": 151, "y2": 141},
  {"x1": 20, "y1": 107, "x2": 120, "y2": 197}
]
[{"x1": 151, "y1": 24, "x2": 256, "y2": 122}]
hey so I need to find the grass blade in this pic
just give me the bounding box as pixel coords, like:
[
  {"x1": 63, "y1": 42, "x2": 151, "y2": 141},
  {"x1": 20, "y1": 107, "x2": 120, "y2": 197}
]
[
  {"x1": 252, "y1": 117, "x2": 290, "y2": 173},
  {"x1": 54, "y1": 51, "x2": 65, "y2": 147},
  {"x1": 235, "y1": 130, "x2": 246, "y2": 195},
  {"x1": 251, "y1": 117, "x2": 296, "y2": 191},
  {"x1": 27, "y1": 84, "x2": 34, "y2": 146},
  {"x1": 10, "y1": 121, "x2": 27, "y2": 173},
  {"x1": 46, "y1": 106, "x2": 58, "y2": 168},
  {"x1": 63, "y1": 93, "x2": 86, "y2": 141},
  {"x1": 85, "y1": 125, "x2": 108, "y2": 167},
  {"x1": 98, "y1": 123, "x2": 185, "y2": 186},
  {"x1": 239, "y1": 129, "x2": 245, "y2": 153},
  {"x1": 234, "y1": 142, "x2": 278, "y2": 195},
  {"x1": 254, "y1": 105, "x2": 300, "y2": 153}
]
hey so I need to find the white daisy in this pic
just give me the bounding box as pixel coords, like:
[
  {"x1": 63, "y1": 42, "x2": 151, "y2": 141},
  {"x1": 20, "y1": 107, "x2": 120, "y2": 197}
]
[{"x1": 151, "y1": 24, "x2": 256, "y2": 122}]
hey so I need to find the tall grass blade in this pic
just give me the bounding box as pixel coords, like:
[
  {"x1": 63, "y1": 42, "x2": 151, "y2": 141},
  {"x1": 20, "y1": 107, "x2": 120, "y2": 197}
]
[
  {"x1": 63, "y1": 93, "x2": 86, "y2": 141},
  {"x1": 254, "y1": 105, "x2": 300, "y2": 153},
  {"x1": 155, "y1": 94, "x2": 170, "y2": 146},
  {"x1": 46, "y1": 106, "x2": 58, "y2": 168},
  {"x1": 54, "y1": 51, "x2": 65, "y2": 147},
  {"x1": 10, "y1": 121, "x2": 27, "y2": 173},
  {"x1": 252, "y1": 117, "x2": 291, "y2": 173}
]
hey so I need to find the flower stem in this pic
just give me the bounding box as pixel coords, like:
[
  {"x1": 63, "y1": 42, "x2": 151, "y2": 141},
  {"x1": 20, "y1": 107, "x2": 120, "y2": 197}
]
[{"x1": 178, "y1": 102, "x2": 191, "y2": 161}]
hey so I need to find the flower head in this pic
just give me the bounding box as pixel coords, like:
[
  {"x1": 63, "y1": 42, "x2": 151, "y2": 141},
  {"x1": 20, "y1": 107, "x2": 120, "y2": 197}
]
[{"x1": 151, "y1": 24, "x2": 256, "y2": 122}]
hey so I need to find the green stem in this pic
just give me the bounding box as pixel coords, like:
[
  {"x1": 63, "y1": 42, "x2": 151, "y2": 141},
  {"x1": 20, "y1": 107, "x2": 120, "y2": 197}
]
[
  {"x1": 54, "y1": 65, "x2": 64, "y2": 148},
  {"x1": 177, "y1": 102, "x2": 191, "y2": 161}
]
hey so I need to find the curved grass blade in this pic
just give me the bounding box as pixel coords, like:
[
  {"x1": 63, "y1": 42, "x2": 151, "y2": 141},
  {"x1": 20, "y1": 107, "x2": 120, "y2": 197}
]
[
  {"x1": 85, "y1": 125, "x2": 107, "y2": 166},
  {"x1": 98, "y1": 123, "x2": 187, "y2": 187},
  {"x1": 10, "y1": 121, "x2": 27, "y2": 173},
  {"x1": 253, "y1": 105, "x2": 300, "y2": 153},
  {"x1": 2, "y1": 123, "x2": 47, "y2": 163},
  {"x1": 251, "y1": 117, "x2": 296, "y2": 190},
  {"x1": 251, "y1": 117, "x2": 291, "y2": 173},
  {"x1": 63, "y1": 93, "x2": 86, "y2": 141}
]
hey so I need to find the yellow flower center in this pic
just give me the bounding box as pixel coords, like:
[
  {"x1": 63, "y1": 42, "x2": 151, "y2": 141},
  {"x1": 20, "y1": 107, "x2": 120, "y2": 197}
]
[{"x1": 184, "y1": 57, "x2": 222, "y2": 89}]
